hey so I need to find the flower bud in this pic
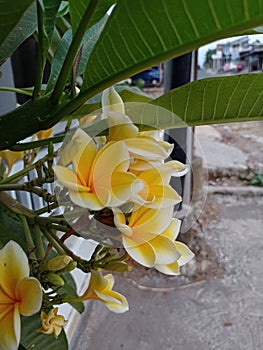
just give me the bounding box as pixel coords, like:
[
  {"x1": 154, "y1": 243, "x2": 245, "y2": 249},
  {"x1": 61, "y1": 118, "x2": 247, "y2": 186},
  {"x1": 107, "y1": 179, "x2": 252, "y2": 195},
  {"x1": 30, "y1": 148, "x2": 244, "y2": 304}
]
[
  {"x1": 59, "y1": 260, "x2": 77, "y2": 273},
  {"x1": 46, "y1": 255, "x2": 72, "y2": 271},
  {"x1": 46, "y1": 273, "x2": 65, "y2": 287},
  {"x1": 104, "y1": 261, "x2": 132, "y2": 272}
]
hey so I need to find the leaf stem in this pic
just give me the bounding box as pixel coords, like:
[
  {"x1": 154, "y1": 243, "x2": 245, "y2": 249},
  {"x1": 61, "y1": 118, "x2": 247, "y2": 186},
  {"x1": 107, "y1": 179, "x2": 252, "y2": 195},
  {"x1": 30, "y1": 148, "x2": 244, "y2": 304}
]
[
  {"x1": 0, "y1": 87, "x2": 32, "y2": 96},
  {"x1": 34, "y1": 224, "x2": 46, "y2": 259},
  {"x1": 50, "y1": 0, "x2": 99, "y2": 104},
  {"x1": 19, "y1": 215, "x2": 37, "y2": 260},
  {"x1": 33, "y1": 1, "x2": 46, "y2": 100}
]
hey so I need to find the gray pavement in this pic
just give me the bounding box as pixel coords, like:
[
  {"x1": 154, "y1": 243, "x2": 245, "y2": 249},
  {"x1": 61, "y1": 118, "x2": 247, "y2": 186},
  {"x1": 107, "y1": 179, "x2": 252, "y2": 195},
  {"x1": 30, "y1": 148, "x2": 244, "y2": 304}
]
[{"x1": 71, "y1": 122, "x2": 263, "y2": 350}]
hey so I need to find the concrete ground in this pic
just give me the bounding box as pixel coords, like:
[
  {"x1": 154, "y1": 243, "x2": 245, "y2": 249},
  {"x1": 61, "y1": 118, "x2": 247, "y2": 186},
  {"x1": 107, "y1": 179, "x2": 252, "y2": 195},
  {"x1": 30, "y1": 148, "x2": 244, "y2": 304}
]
[{"x1": 70, "y1": 121, "x2": 263, "y2": 350}]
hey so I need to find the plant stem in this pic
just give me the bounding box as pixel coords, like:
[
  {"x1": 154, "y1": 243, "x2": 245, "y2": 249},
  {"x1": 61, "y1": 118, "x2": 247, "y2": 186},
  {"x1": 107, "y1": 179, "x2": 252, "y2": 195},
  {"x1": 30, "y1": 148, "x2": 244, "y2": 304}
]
[
  {"x1": 34, "y1": 224, "x2": 46, "y2": 259},
  {"x1": 34, "y1": 202, "x2": 59, "y2": 215},
  {"x1": 33, "y1": 1, "x2": 46, "y2": 100},
  {"x1": 10, "y1": 136, "x2": 64, "y2": 152},
  {"x1": 50, "y1": 0, "x2": 99, "y2": 105},
  {"x1": 19, "y1": 215, "x2": 37, "y2": 260},
  {"x1": 0, "y1": 87, "x2": 32, "y2": 96},
  {"x1": 42, "y1": 229, "x2": 66, "y2": 255},
  {"x1": 0, "y1": 163, "x2": 36, "y2": 184}
]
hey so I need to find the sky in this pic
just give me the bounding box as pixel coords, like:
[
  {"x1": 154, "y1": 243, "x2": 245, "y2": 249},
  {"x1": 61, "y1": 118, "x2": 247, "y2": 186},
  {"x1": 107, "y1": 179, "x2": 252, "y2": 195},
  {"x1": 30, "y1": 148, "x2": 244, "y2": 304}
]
[{"x1": 198, "y1": 34, "x2": 263, "y2": 67}]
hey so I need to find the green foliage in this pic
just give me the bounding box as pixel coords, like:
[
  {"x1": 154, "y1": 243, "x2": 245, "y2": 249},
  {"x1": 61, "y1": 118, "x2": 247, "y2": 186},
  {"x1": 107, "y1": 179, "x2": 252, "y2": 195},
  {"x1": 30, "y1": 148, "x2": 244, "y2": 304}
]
[{"x1": 250, "y1": 173, "x2": 263, "y2": 186}]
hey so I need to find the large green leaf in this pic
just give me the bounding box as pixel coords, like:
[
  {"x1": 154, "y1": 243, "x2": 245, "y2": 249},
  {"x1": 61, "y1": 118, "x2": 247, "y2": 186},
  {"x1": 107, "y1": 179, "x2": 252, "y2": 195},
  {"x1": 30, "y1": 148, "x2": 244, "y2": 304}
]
[
  {"x1": 69, "y1": 0, "x2": 114, "y2": 35},
  {"x1": 124, "y1": 73, "x2": 263, "y2": 130},
  {"x1": 0, "y1": 0, "x2": 35, "y2": 48},
  {"x1": 0, "y1": 199, "x2": 27, "y2": 250},
  {"x1": 0, "y1": 2, "x2": 37, "y2": 62},
  {"x1": 77, "y1": 14, "x2": 108, "y2": 75},
  {"x1": 81, "y1": 0, "x2": 263, "y2": 92},
  {"x1": 20, "y1": 313, "x2": 68, "y2": 349}
]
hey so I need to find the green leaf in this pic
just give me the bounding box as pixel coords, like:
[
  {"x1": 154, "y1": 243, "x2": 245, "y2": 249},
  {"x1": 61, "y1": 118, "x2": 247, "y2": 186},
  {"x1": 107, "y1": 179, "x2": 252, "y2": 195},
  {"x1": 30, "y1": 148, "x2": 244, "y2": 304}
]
[
  {"x1": 57, "y1": 1, "x2": 69, "y2": 17},
  {"x1": 46, "y1": 29, "x2": 72, "y2": 93},
  {"x1": 46, "y1": 14, "x2": 108, "y2": 93},
  {"x1": 0, "y1": 2, "x2": 37, "y2": 61},
  {"x1": 0, "y1": 0, "x2": 35, "y2": 46},
  {"x1": 42, "y1": 0, "x2": 63, "y2": 41},
  {"x1": 0, "y1": 95, "x2": 71, "y2": 150},
  {"x1": 61, "y1": 272, "x2": 85, "y2": 314},
  {"x1": 125, "y1": 74, "x2": 263, "y2": 130},
  {"x1": 0, "y1": 201, "x2": 26, "y2": 250},
  {"x1": 81, "y1": 0, "x2": 263, "y2": 92},
  {"x1": 77, "y1": 14, "x2": 108, "y2": 75},
  {"x1": 20, "y1": 313, "x2": 68, "y2": 350},
  {"x1": 69, "y1": 0, "x2": 114, "y2": 36}
]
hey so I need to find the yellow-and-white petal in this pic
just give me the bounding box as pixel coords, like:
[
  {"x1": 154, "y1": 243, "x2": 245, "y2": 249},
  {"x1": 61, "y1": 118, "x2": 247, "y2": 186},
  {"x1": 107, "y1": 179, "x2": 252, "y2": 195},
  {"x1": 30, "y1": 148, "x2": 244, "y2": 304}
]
[
  {"x1": 110, "y1": 172, "x2": 144, "y2": 207},
  {"x1": 0, "y1": 241, "x2": 29, "y2": 300},
  {"x1": 102, "y1": 87, "x2": 125, "y2": 116},
  {"x1": 15, "y1": 277, "x2": 42, "y2": 316},
  {"x1": 149, "y1": 234, "x2": 181, "y2": 265},
  {"x1": 123, "y1": 235, "x2": 155, "y2": 267},
  {"x1": 107, "y1": 111, "x2": 138, "y2": 141},
  {"x1": 175, "y1": 241, "x2": 195, "y2": 266},
  {"x1": 154, "y1": 261, "x2": 180, "y2": 276},
  {"x1": 161, "y1": 218, "x2": 181, "y2": 240},
  {"x1": 53, "y1": 165, "x2": 89, "y2": 191},
  {"x1": 125, "y1": 137, "x2": 172, "y2": 161},
  {"x1": 0, "y1": 304, "x2": 20, "y2": 350},
  {"x1": 69, "y1": 190, "x2": 105, "y2": 210}
]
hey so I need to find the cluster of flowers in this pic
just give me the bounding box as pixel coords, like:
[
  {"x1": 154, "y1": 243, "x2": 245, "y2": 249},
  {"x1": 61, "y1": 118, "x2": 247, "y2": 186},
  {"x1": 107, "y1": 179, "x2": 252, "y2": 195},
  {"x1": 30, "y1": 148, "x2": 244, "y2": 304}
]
[{"x1": 54, "y1": 87, "x2": 194, "y2": 275}]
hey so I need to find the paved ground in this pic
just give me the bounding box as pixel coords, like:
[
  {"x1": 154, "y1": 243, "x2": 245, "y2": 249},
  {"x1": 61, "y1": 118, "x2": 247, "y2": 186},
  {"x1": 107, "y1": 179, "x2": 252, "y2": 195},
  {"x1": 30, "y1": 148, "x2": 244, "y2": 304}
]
[{"x1": 70, "y1": 109, "x2": 263, "y2": 349}]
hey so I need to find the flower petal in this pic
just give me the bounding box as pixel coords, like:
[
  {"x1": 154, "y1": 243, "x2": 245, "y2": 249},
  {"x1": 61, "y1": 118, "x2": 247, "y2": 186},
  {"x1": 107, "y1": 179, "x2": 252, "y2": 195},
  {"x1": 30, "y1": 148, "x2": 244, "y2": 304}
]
[
  {"x1": 149, "y1": 234, "x2": 181, "y2": 265},
  {"x1": 130, "y1": 207, "x2": 174, "y2": 236},
  {"x1": 110, "y1": 172, "x2": 144, "y2": 207},
  {"x1": 53, "y1": 165, "x2": 89, "y2": 191},
  {"x1": 144, "y1": 185, "x2": 181, "y2": 209},
  {"x1": 165, "y1": 160, "x2": 189, "y2": 177},
  {"x1": 102, "y1": 87, "x2": 125, "y2": 116},
  {"x1": 59, "y1": 128, "x2": 96, "y2": 167},
  {"x1": 74, "y1": 134, "x2": 98, "y2": 187},
  {"x1": 95, "y1": 290, "x2": 129, "y2": 313},
  {"x1": 161, "y1": 218, "x2": 181, "y2": 240},
  {"x1": 0, "y1": 241, "x2": 29, "y2": 300},
  {"x1": 175, "y1": 241, "x2": 195, "y2": 266},
  {"x1": 107, "y1": 111, "x2": 138, "y2": 141},
  {"x1": 69, "y1": 190, "x2": 105, "y2": 210},
  {"x1": 123, "y1": 236, "x2": 155, "y2": 267},
  {"x1": 154, "y1": 261, "x2": 180, "y2": 276},
  {"x1": 125, "y1": 136, "x2": 172, "y2": 160},
  {"x1": 113, "y1": 210, "x2": 133, "y2": 237},
  {"x1": 0, "y1": 304, "x2": 20, "y2": 350},
  {"x1": 16, "y1": 277, "x2": 42, "y2": 316}
]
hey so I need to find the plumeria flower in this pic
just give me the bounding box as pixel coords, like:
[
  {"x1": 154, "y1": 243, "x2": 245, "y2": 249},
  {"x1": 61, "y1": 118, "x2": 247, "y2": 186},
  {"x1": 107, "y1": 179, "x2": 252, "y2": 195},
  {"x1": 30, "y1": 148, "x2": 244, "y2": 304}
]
[
  {"x1": 102, "y1": 88, "x2": 173, "y2": 164},
  {"x1": 38, "y1": 308, "x2": 66, "y2": 339},
  {"x1": 77, "y1": 271, "x2": 129, "y2": 313},
  {"x1": 53, "y1": 128, "x2": 144, "y2": 210},
  {"x1": 113, "y1": 206, "x2": 181, "y2": 269},
  {"x1": 36, "y1": 128, "x2": 52, "y2": 140},
  {"x1": 0, "y1": 150, "x2": 24, "y2": 175},
  {"x1": 154, "y1": 218, "x2": 195, "y2": 275},
  {"x1": 132, "y1": 164, "x2": 182, "y2": 208},
  {"x1": 0, "y1": 240, "x2": 42, "y2": 350}
]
